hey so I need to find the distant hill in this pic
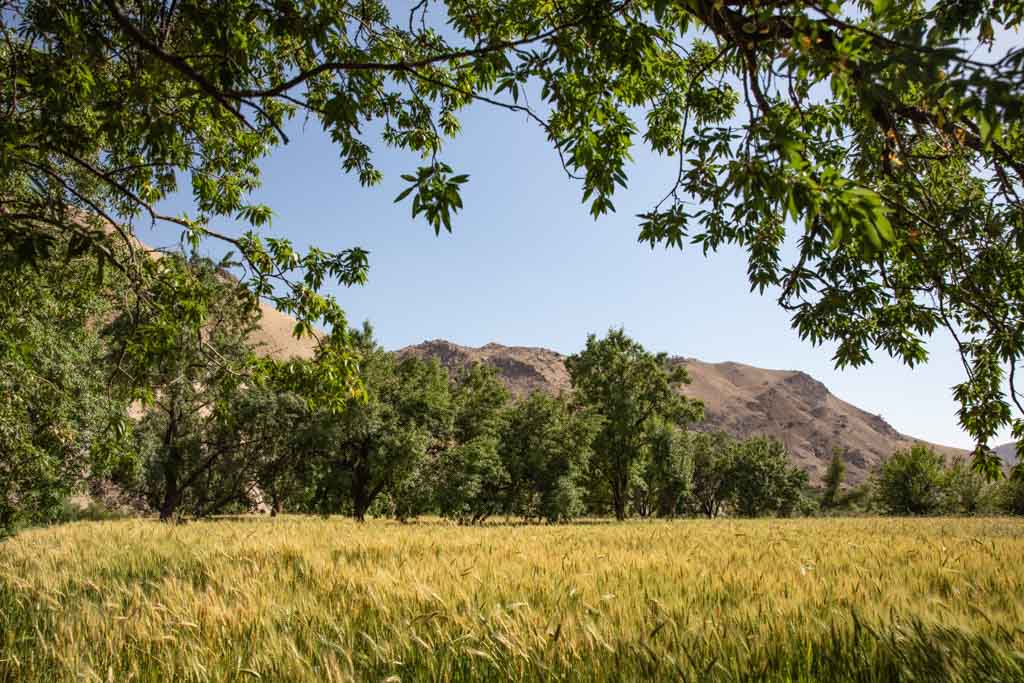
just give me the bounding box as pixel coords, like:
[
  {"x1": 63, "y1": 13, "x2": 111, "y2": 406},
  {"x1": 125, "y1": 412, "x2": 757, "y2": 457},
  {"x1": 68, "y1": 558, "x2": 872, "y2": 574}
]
[
  {"x1": 398, "y1": 340, "x2": 966, "y2": 485},
  {"x1": 250, "y1": 301, "x2": 319, "y2": 360},
  {"x1": 995, "y1": 442, "x2": 1018, "y2": 467}
]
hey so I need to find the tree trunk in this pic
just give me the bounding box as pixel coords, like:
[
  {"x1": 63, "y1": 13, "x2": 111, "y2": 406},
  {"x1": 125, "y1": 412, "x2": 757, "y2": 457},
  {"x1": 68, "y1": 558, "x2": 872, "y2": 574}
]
[
  {"x1": 612, "y1": 482, "x2": 626, "y2": 521},
  {"x1": 352, "y1": 455, "x2": 369, "y2": 523},
  {"x1": 159, "y1": 475, "x2": 180, "y2": 522},
  {"x1": 611, "y1": 461, "x2": 628, "y2": 521},
  {"x1": 159, "y1": 406, "x2": 181, "y2": 522}
]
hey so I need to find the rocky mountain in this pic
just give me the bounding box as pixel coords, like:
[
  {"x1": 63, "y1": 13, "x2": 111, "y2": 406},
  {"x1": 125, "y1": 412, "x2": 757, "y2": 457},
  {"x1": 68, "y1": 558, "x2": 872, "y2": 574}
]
[{"x1": 398, "y1": 339, "x2": 965, "y2": 485}]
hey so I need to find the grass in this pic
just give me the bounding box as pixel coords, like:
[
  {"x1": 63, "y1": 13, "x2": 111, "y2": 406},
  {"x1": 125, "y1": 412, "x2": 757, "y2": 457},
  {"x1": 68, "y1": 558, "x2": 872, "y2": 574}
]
[{"x1": 2, "y1": 517, "x2": 1023, "y2": 681}]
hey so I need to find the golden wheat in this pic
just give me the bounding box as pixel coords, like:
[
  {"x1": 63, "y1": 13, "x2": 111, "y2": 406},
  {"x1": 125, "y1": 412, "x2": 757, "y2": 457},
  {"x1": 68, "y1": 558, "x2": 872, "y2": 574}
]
[{"x1": 2, "y1": 516, "x2": 1023, "y2": 681}]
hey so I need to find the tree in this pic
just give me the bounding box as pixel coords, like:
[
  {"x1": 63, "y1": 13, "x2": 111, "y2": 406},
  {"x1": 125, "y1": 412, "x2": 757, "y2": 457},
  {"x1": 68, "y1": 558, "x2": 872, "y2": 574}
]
[
  {"x1": 233, "y1": 384, "x2": 316, "y2": 517},
  {"x1": 997, "y1": 475, "x2": 1024, "y2": 515},
  {"x1": 0, "y1": 251, "x2": 130, "y2": 535},
  {"x1": 501, "y1": 392, "x2": 600, "y2": 523},
  {"x1": 5, "y1": 1, "x2": 1023, "y2": 470},
  {"x1": 434, "y1": 436, "x2": 509, "y2": 525},
  {"x1": 567, "y1": 329, "x2": 701, "y2": 520},
  {"x1": 821, "y1": 448, "x2": 847, "y2": 511},
  {"x1": 307, "y1": 324, "x2": 451, "y2": 522},
  {"x1": 435, "y1": 363, "x2": 510, "y2": 524},
  {"x1": 941, "y1": 458, "x2": 993, "y2": 514},
  {"x1": 838, "y1": 482, "x2": 879, "y2": 514},
  {"x1": 730, "y1": 437, "x2": 806, "y2": 517},
  {"x1": 108, "y1": 254, "x2": 260, "y2": 520},
  {"x1": 876, "y1": 444, "x2": 947, "y2": 515},
  {"x1": 689, "y1": 431, "x2": 736, "y2": 519},
  {"x1": 631, "y1": 419, "x2": 693, "y2": 518},
  {"x1": 777, "y1": 466, "x2": 812, "y2": 518}
]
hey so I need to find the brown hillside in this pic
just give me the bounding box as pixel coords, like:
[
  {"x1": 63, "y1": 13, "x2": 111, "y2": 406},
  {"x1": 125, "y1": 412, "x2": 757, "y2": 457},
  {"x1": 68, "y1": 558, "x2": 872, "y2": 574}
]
[
  {"x1": 251, "y1": 302, "x2": 319, "y2": 360},
  {"x1": 397, "y1": 340, "x2": 965, "y2": 485}
]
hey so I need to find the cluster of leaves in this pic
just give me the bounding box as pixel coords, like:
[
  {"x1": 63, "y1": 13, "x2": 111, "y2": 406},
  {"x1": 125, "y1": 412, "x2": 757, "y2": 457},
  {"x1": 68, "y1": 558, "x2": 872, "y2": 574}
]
[
  {"x1": 18, "y1": 254, "x2": 1024, "y2": 530},
  {"x1": 567, "y1": 328, "x2": 704, "y2": 520},
  {"x1": 873, "y1": 444, "x2": 1006, "y2": 516},
  {"x1": 294, "y1": 324, "x2": 453, "y2": 522},
  {"x1": 628, "y1": 418, "x2": 694, "y2": 518},
  {"x1": 0, "y1": 251, "x2": 131, "y2": 536},
  {"x1": 109, "y1": 254, "x2": 271, "y2": 520},
  {"x1": 688, "y1": 431, "x2": 812, "y2": 518},
  {"x1": 434, "y1": 382, "x2": 603, "y2": 524},
  {"x1": 109, "y1": 309, "x2": 594, "y2": 525},
  {"x1": 110, "y1": 321, "x2": 821, "y2": 525},
  {"x1": 818, "y1": 444, "x2": 1021, "y2": 516}
]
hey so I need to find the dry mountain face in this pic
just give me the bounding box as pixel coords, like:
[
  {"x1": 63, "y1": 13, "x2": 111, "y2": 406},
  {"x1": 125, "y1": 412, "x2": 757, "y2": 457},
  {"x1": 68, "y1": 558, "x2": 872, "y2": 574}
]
[{"x1": 398, "y1": 340, "x2": 965, "y2": 485}]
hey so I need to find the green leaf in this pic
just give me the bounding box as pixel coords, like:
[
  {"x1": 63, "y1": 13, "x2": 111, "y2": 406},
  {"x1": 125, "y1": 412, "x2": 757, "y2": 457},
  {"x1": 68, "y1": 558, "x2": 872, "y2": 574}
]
[
  {"x1": 864, "y1": 222, "x2": 882, "y2": 250},
  {"x1": 654, "y1": 0, "x2": 670, "y2": 22},
  {"x1": 874, "y1": 211, "x2": 894, "y2": 243},
  {"x1": 828, "y1": 224, "x2": 844, "y2": 250},
  {"x1": 393, "y1": 186, "x2": 415, "y2": 203}
]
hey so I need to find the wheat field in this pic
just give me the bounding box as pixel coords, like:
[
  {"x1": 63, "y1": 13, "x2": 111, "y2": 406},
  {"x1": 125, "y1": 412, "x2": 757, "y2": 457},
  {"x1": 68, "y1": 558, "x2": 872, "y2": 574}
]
[{"x1": 1, "y1": 517, "x2": 1023, "y2": 681}]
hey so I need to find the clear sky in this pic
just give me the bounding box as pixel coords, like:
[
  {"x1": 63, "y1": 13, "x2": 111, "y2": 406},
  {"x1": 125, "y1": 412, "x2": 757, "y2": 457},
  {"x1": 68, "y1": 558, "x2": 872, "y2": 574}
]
[{"x1": 151, "y1": 37, "x2": 1018, "y2": 451}]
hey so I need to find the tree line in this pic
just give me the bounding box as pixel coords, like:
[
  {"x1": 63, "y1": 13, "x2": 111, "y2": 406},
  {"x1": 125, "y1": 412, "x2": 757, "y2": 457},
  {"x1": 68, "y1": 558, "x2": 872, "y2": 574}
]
[{"x1": 4, "y1": 251, "x2": 1023, "y2": 537}]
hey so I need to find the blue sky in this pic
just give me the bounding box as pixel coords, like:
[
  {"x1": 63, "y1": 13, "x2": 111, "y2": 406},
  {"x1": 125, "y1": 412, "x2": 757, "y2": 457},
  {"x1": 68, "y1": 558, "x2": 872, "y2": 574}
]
[{"x1": 150, "y1": 31, "x2": 1020, "y2": 451}]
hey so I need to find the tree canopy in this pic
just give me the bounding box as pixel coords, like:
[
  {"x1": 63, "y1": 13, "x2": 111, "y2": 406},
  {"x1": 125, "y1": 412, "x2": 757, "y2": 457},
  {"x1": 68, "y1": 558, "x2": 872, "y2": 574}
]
[
  {"x1": 567, "y1": 328, "x2": 701, "y2": 519},
  {"x1": 876, "y1": 443, "x2": 946, "y2": 515},
  {"x1": 0, "y1": 249, "x2": 130, "y2": 534},
  {"x1": 303, "y1": 324, "x2": 451, "y2": 521},
  {"x1": 3, "y1": 1, "x2": 1024, "y2": 468},
  {"x1": 109, "y1": 254, "x2": 261, "y2": 520}
]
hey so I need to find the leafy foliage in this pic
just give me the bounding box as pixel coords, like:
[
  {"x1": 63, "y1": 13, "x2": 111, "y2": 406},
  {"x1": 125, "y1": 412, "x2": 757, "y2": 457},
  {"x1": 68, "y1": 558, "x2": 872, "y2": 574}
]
[
  {"x1": 729, "y1": 437, "x2": 810, "y2": 517},
  {"x1": 303, "y1": 324, "x2": 452, "y2": 521},
  {"x1": 997, "y1": 475, "x2": 1024, "y2": 515},
  {"x1": 500, "y1": 392, "x2": 601, "y2": 523},
  {"x1": 687, "y1": 432, "x2": 809, "y2": 518},
  {"x1": 434, "y1": 435, "x2": 508, "y2": 525},
  {"x1": 0, "y1": 253, "x2": 130, "y2": 535},
  {"x1": 630, "y1": 419, "x2": 693, "y2": 518},
  {"x1": 232, "y1": 385, "x2": 316, "y2": 517},
  {"x1": 567, "y1": 328, "x2": 702, "y2": 520},
  {"x1": 688, "y1": 431, "x2": 737, "y2": 518},
  {"x1": 109, "y1": 254, "x2": 261, "y2": 520},
  {"x1": 435, "y1": 364, "x2": 510, "y2": 523},
  {"x1": 821, "y1": 448, "x2": 847, "y2": 511},
  {"x1": 876, "y1": 444, "x2": 948, "y2": 515},
  {"x1": 941, "y1": 457, "x2": 992, "y2": 514}
]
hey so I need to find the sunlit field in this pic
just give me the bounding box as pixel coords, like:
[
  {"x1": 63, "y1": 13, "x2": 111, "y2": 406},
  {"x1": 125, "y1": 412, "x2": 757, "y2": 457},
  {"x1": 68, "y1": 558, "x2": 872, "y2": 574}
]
[{"x1": 2, "y1": 517, "x2": 1023, "y2": 682}]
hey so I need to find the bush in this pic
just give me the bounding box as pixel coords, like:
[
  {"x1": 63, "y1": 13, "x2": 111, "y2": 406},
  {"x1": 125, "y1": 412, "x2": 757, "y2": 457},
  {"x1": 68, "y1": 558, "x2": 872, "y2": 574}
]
[
  {"x1": 877, "y1": 445, "x2": 946, "y2": 515},
  {"x1": 731, "y1": 437, "x2": 808, "y2": 517},
  {"x1": 996, "y1": 476, "x2": 1024, "y2": 515},
  {"x1": 53, "y1": 499, "x2": 131, "y2": 524}
]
